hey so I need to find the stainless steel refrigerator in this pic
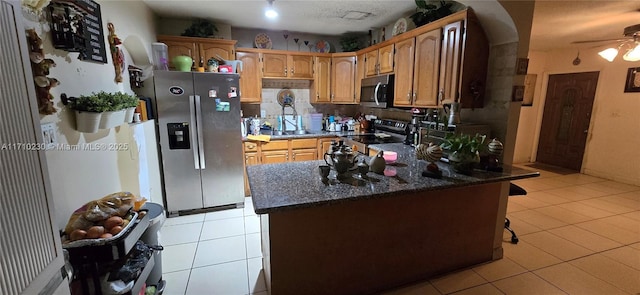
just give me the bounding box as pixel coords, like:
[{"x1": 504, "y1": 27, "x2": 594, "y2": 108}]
[{"x1": 152, "y1": 71, "x2": 244, "y2": 215}]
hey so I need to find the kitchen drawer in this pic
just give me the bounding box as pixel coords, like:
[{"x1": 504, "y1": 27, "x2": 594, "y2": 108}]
[
  {"x1": 261, "y1": 140, "x2": 289, "y2": 151},
  {"x1": 291, "y1": 138, "x2": 317, "y2": 149},
  {"x1": 244, "y1": 142, "x2": 259, "y2": 152}
]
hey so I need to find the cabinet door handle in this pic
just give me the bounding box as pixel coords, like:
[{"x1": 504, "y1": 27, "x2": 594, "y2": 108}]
[
  {"x1": 413, "y1": 92, "x2": 416, "y2": 100},
  {"x1": 292, "y1": 154, "x2": 296, "y2": 161},
  {"x1": 284, "y1": 68, "x2": 287, "y2": 76},
  {"x1": 291, "y1": 67, "x2": 294, "y2": 75}
]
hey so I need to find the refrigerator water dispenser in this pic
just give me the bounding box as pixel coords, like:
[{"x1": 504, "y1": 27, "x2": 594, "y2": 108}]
[{"x1": 167, "y1": 123, "x2": 190, "y2": 149}]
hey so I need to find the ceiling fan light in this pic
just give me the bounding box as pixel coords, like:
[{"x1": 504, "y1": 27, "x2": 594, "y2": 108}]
[
  {"x1": 622, "y1": 44, "x2": 640, "y2": 61},
  {"x1": 598, "y1": 48, "x2": 619, "y2": 62}
]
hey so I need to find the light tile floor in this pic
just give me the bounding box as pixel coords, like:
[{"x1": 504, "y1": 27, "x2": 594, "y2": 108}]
[{"x1": 160, "y1": 165, "x2": 639, "y2": 295}]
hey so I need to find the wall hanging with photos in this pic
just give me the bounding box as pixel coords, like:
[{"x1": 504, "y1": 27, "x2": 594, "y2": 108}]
[{"x1": 48, "y1": 0, "x2": 107, "y2": 63}]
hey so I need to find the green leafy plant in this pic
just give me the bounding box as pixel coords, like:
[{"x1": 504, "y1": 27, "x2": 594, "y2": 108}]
[
  {"x1": 182, "y1": 19, "x2": 218, "y2": 38},
  {"x1": 410, "y1": 0, "x2": 454, "y2": 27},
  {"x1": 69, "y1": 91, "x2": 138, "y2": 112},
  {"x1": 440, "y1": 133, "x2": 486, "y2": 157},
  {"x1": 440, "y1": 133, "x2": 486, "y2": 175},
  {"x1": 339, "y1": 34, "x2": 364, "y2": 52}
]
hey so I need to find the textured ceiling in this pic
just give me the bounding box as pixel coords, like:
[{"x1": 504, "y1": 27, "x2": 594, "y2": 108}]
[{"x1": 142, "y1": 0, "x2": 640, "y2": 51}]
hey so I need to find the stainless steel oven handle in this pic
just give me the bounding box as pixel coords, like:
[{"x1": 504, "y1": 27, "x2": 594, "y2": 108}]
[
  {"x1": 195, "y1": 95, "x2": 206, "y2": 169},
  {"x1": 374, "y1": 82, "x2": 382, "y2": 106},
  {"x1": 189, "y1": 95, "x2": 200, "y2": 170}
]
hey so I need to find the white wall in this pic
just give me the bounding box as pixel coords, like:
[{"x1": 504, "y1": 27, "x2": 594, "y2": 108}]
[
  {"x1": 23, "y1": 0, "x2": 158, "y2": 228},
  {"x1": 514, "y1": 48, "x2": 640, "y2": 185}
]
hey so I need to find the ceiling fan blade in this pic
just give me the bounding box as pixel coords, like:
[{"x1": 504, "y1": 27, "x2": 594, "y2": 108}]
[{"x1": 571, "y1": 37, "x2": 632, "y2": 44}]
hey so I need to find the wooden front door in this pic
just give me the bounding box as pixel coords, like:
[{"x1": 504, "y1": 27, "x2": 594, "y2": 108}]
[{"x1": 536, "y1": 72, "x2": 599, "y2": 171}]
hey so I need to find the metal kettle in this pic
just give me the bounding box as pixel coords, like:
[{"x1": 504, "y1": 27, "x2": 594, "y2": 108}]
[{"x1": 443, "y1": 101, "x2": 461, "y2": 125}]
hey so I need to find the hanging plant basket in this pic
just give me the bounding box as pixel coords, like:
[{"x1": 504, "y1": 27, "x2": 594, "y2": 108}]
[
  {"x1": 75, "y1": 111, "x2": 102, "y2": 133},
  {"x1": 99, "y1": 109, "x2": 127, "y2": 129}
]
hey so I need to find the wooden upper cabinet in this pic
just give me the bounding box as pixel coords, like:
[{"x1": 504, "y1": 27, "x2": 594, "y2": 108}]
[
  {"x1": 158, "y1": 36, "x2": 237, "y2": 70},
  {"x1": 413, "y1": 29, "x2": 441, "y2": 107},
  {"x1": 365, "y1": 49, "x2": 378, "y2": 76},
  {"x1": 439, "y1": 21, "x2": 463, "y2": 104},
  {"x1": 263, "y1": 53, "x2": 288, "y2": 78},
  {"x1": 355, "y1": 53, "x2": 365, "y2": 103},
  {"x1": 331, "y1": 55, "x2": 356, "y2": 103},
  {"x1": 289, "y1": 55, "x2": 313, "y2": 78},
  {"x1": 313, "y1": 56, "x2": 331, "y2": 103},
  {"x1": 393, "y1": 38, "x2": 415, "y2": 107},
  {"x1": 236, "y1": 51, "x2": 262, "y2": 103},
  {"x1": 364, "y1": 44, "x2": 394, "y2": 77},
  {"x1": 393, "y1": 29, "x2": 441, "y2": 108},
  {"x1": 378, "y1": 44, "x2": 394, "y2": 74},
  {"x1": 262, "y1": 53, "x2": 313, "y2": 79},
  {"x1": 162, "y1": 40, "x2": 198, "y2": 70},
  {"x1": 200, "y1": 40, "x2": 235, "y2": 63}
]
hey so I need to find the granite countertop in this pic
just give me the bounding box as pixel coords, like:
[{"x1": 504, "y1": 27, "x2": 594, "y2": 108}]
[{"x1": 248, "y1": 142, "x2": 539, "y2": 214}]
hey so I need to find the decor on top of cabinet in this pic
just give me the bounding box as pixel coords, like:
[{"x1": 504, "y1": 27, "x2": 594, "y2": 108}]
[
  {"x1": 339, "y1": 34, "x2": 364, "y2": 52},
  {"x1": 26, "y1": 29, "x2": 58, "y2": 115},
  {"x1": 107, "y1": 22, "x2": 125, "y2": 83},
  {"x1": 62, "y1": 91, "x2": 139, "y2": 132},
  {"x1": 409, "y1": 0, "x2": 454, "y2": 27},
  {"x1": 440, "y1": 132, "x2": 486, "y2": 175},
  {"x1": 181, "y1": 18, "x2": 218, "y2": 38}
]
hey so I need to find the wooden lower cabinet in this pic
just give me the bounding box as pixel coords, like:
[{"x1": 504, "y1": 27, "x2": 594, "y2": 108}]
[
  {"x1": 261, "y1": 150, "x2": 289, "y2": 164},
  {"x1": 292, "y1": 149, "x2": 316, "y2": 162},
  {"x1": 244, "y1": 138, "x2": 332, "y2": 195}
]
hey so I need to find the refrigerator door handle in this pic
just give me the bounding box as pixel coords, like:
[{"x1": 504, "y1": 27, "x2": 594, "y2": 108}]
[
  {"x1": 189, "y1": 95, "x2": 200, "y2": 170},
  {"x1": 195, "y1": 95, "x2": 206, "y2": 169}
]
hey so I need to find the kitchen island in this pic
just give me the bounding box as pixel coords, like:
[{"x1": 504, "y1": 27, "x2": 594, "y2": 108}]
[{"x1": 247, "y1": 143, "x2": 538, "y2": 295}]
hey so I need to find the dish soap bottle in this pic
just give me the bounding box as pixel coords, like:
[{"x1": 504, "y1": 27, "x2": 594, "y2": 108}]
[{"x1": 369, "y1": 150, "x2": 386, "y2": 174}]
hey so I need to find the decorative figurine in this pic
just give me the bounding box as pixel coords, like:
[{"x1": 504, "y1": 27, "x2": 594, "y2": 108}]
[
  {"x1": 486, "y1": 138, "x2": 504, "y2": 172},
  {"x1": 417, "y1": 143, "x2": 443, "y2": 178}
]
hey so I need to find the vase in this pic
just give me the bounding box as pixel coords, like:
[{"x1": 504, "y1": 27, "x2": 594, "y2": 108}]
[
  {"x1": 99, "y1": 109, "x2": 126, "y2": 129},
  {"x1": 448, "y1": 151, "x2": 479, "y2": 175},
  {"x1": 172, "y1": 55, "x2": 192, "y2": 72},
  {"x1": 75, "y1": 111, "x2": 102, "y2": 133}
]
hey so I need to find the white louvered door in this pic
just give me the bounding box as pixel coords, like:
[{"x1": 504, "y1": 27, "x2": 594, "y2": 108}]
[{"x1": 0, "y1": 1, "x2": 69, "y2": 294}]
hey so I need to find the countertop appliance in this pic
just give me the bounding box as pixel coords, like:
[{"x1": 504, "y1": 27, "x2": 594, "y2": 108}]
[
  {"x1": 342, "y1": 119, "x2": 408, "y2": 153},
  {"x1": 360, "y1": 74, "x2": 395, "y2": 108},
  {"x1": 151, "y1": 71, "x2": 244, "y2": 216}
]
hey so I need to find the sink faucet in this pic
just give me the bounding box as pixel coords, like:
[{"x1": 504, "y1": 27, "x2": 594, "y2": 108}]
[{"x1": 281, "y1": 105, "x2": 299, "y2": 131}]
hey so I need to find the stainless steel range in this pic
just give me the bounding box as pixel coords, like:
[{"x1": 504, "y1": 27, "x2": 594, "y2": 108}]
[{"x1": 342, "y1": 119, "x2": 409, "y2": 154}]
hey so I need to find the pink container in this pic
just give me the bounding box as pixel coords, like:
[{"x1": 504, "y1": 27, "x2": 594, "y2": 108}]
[{"x1": 383, "y1": 151, "x2": 397, "y2": 163}]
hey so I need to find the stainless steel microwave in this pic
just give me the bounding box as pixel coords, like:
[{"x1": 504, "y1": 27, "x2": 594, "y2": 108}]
[{"x1": 360, "y1": 74, "x2": 394, "y2": 108}]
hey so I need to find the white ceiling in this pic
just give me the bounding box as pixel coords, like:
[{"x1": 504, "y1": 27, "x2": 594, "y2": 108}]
[{"x1": 142, "y1": 0, "x2": 640, "y2": 51}]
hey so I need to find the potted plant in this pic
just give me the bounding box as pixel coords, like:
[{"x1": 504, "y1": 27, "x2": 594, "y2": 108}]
[
  {"x1": 67, "y1": 93, "x2": 111, "y2": 133},
  {"x1": 440, "y1": 133, "x2": 486, "y2": 175},
  {"x1": 116, "y1": 92, "x2": 140, "y2": 123},
  {"x1": 339, "y1": 34, "x2": 364, "y2": 52},
  {"x1": 410, "y1": 0, "x2": 454, "y2": 27},
  {"x1": 181, "y1": 19, "x2": 218, "y2": 38},
  {"x1": 96, "y1": 91, "x2": 126, "y2": 129}
]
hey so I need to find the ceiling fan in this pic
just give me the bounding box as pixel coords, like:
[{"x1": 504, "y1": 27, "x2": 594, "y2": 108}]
[{"x1": 572, "y1": 24, "x2": 640, "y2": 62}]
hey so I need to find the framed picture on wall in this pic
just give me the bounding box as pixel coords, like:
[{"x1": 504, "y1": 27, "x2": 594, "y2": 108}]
[
  {"x1": 624, "y1": 67, "x2": 640, "y2": 92},
  {"x1": 512, "y1": 85, "x2": 525, "y2": 102},
  {"x1": 515, "y1": 58, "x2": 529, "y2": 75},
  {"x1": 522, "y1": 74, "x2": 537, "y2": 106}
]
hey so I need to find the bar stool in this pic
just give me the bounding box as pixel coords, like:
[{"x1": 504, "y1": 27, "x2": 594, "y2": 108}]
[{"x1": 506, "y1": 183, "x2": 527, "y2": 244}]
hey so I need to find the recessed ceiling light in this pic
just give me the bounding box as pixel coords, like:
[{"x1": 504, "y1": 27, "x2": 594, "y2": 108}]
[
  {"x1": 265, "y1": 9, "x2": 278, "y2": 19},
  {"x1": 265, "y1": 0, "x2": 278, "y2": 19}
]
